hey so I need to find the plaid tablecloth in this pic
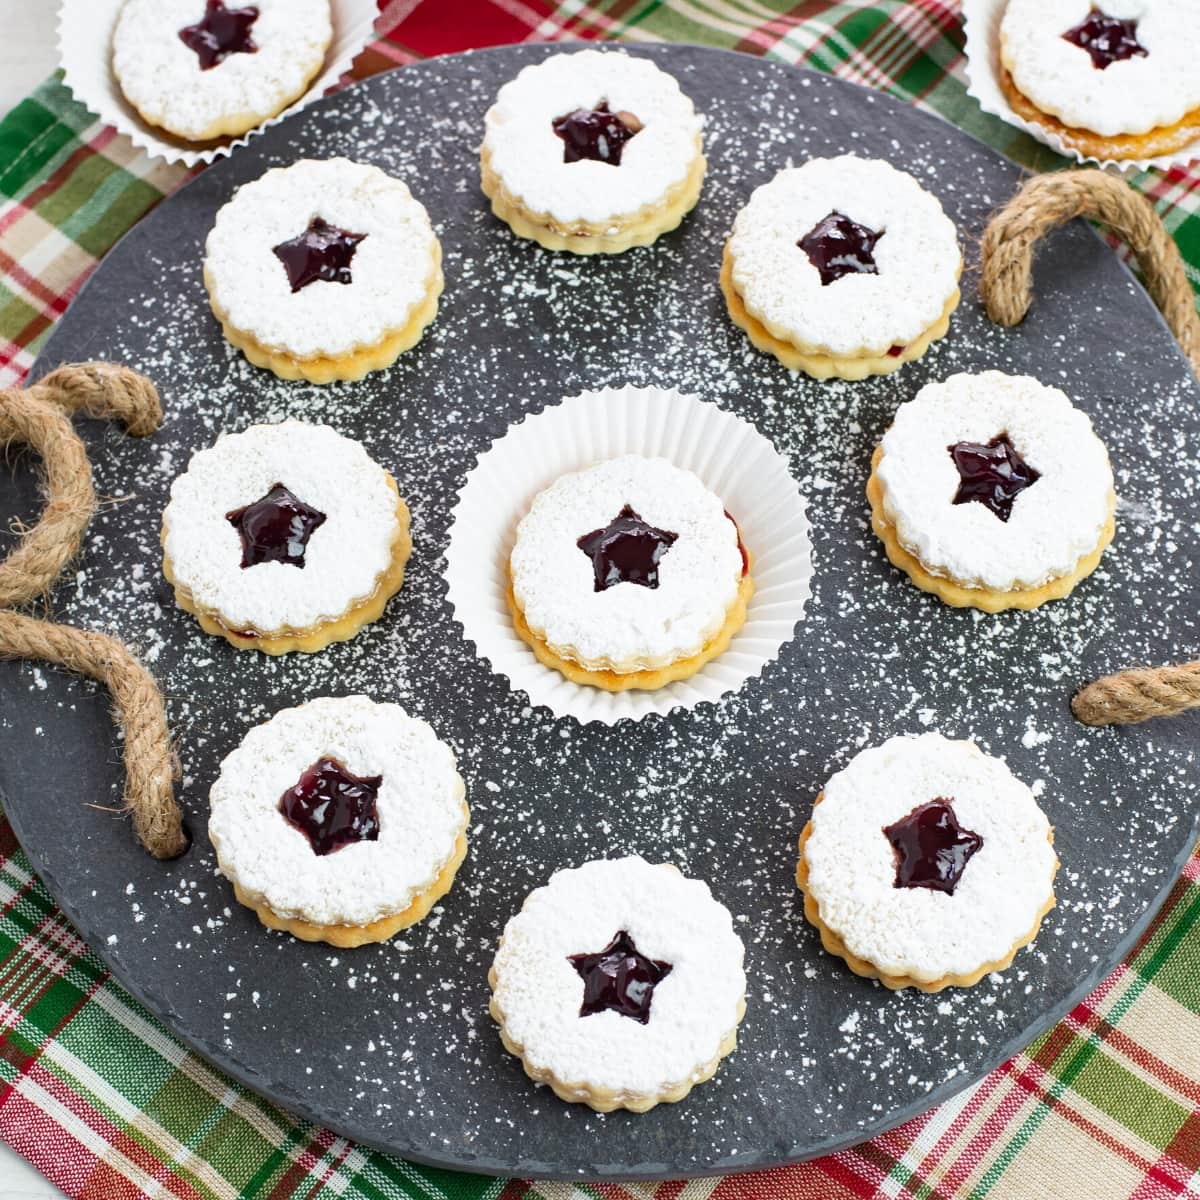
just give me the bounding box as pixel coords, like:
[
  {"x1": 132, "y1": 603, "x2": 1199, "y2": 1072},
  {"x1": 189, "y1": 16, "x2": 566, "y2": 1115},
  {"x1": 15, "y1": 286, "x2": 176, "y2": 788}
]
[{"x1": 0, "y1": 2, "x2": 1198, "y2": 1197}]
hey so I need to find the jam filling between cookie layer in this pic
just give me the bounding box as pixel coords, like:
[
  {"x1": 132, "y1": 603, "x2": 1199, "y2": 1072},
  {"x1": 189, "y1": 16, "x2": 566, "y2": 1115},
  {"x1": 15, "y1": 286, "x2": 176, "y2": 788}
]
[
  {"x1": 568, "y1": 930, "x2": 673, "y2": 1023},
  {"x1": 948, "y1": 433, "x2": 1040, "y2": 523},
  {"x1": 577, "y1": 505, "x2": 679, "y2": 592},
  {"x1": 226, "y1": 483, "x2": 327, "y2": 569},
  {"x1": 179, "y1": 0, "x2": 260, "y2": 71},
  {"x1": 272, "y1": 218, "x2": 369, "y2": 294},
  {"x1": 552, "y1": 103, "x2": 643, "y2": 166},
  {"x1": 1062, "y1": 9, "x2": 1147, "y2": 70},
  {"x1": 279, "y1": 756, "x2": 382, "y2": 857},
  {"x1": 883, "y1": 799, "x2": 983, "y2": 895},
  {"x1": 798, "y1": 211, "x2": 883, "y2": 286}
]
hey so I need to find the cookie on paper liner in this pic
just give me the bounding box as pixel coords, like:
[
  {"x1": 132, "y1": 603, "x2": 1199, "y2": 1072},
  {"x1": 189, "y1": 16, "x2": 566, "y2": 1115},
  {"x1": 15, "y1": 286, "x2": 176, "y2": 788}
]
[
  {"x1": 480, "y1": 49, "x2": 706, "y2": 254},
  {"x1": 209, "y1": 695, "x2": 469, "y2": 948},
  {"x1": 111, "y1": 0, "x2": 333, "y2": 143},
  {"x1": 796, "y1": 733, "x2": 1059, "y2": 993},
  {"x1": 203, "y1": 158, "x2": 443, "y2": 383},
  {"x1": 489, "y1": 856, "x2": 746, "y2": 1112},
  {"x1": 508, "y1": 455, "x2": 753, "y2": 692},
  {"x1": 161, "y1": 420, "x2": 411, "y2": 654},
  {"x1": 444, "y1": 383, "x2": 813, "y2": 724},
  {"x1": 721, "y1": 155, "x2": 962, "y2": 381},
  {"x1": 867, "y1": 371, "x2": 1116, "y2": 612},
  {"x1": 964, "y1": 0, "x2": 1200, "y2": 170},
  {"x1": 59, "y1": 0, "x2": 379, "y2": 169}
]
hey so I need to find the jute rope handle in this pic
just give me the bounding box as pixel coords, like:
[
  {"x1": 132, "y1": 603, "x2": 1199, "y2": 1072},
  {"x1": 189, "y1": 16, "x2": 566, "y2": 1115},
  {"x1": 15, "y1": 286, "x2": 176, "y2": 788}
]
[
  {"x1": 0, "y1": 364, "x2": 186, "y2": 857},
  {"x1": 980, "y1": 168, "x2": 1200, "y2": 727}
]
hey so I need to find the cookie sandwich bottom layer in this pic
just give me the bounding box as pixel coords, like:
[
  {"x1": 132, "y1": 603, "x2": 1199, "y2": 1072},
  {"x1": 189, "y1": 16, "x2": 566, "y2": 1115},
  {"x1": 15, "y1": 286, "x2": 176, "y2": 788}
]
[
  {"x1": 488, "y1": 969, "x2": 745, "y2": 1113},
  {"x1": 998, "y1": 66, "x2": 1200, "y2": 162},
  {"x1": 866, "y1": 448, "x2": 1116, "y2": 613},
  {"x1": 480, "y1": 143, "x2": 706, "y2": 255},
  {"x1": 230, "y1": 825, "x2": 469, "y2": 949},
  {"x1": 162, "y1": 485, "x2": 412, "y2": 655},
  {"x1": 795, "y1": 798, "x2": 1057, "y2": 993},
  {"x1": 720, "y1": 245, "x2": 961, "y2": 381},
  {"x1": 203, "y1": 247, "x2": 444, "y2": 384},
  {"x1": 506, "y1": 567, "x2": 754, "y2": 692}
]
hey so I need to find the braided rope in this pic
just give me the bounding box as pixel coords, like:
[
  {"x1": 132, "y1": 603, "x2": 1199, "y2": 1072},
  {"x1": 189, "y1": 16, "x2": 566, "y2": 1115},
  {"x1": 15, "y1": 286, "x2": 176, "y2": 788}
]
[
  {"x1": 0, "y1": 364, "x2": 185, "y2": 857},
  {"x1": 981, "y1": 169, "x2": 1200, "y2": 727}
]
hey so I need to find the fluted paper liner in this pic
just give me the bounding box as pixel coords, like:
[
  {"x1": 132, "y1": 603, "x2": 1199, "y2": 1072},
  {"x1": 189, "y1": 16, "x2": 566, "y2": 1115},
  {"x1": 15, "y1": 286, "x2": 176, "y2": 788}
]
[
  {"x1": 445, "y1": 385, "x2": 813, "y2": 724},
  {"x1": 57, "y1": 0, "x2": 381, "y2": 168},
  {"x1": 963, "y1": 0, "x2": 1200, "y2": 172}
]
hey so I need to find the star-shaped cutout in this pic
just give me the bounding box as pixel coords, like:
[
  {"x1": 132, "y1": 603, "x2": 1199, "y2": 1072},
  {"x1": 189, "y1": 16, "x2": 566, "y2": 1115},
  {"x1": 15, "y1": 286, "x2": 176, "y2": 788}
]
[
  {"x1": 798, "y1": 211, "x2": 883, "y2": 286},
  {"x1": 568, "y1": 930, "x2": 673, "y2": 1023},
  {"x1": 577, "y1": 504, "x2": 678, "y2": 592},
  {"x1": 883, "y1": 800, "x2": 984, "y2": 895},
  {"x1": 552, "y1": 103, "x2": 643, "y2": 165},
  {"x1": 1062, "y1": 8, "x2": 1147, "y2": 69},
  {"x1": 226, "y1": 482, "x2": 327, "y2": 569},
  {"x1": 948, "y1": 433, "x2": 1040, "y2": 523},
  {"x1": 279, "y1": 757, "x2": 382, "y2": 857},
  {"x1": 179, "y1": 0, "x2": 260, "y2": 71},
  {"x1": 272, "y1": 218, "x2": 368, "y2": 294}
]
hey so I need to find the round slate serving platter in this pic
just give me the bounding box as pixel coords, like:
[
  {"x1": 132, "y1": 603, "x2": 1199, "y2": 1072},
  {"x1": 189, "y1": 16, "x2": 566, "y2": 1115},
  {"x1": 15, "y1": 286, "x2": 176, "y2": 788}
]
[{"x1": 1, "y1": 43, "x2": 1198, "y2": 1180}]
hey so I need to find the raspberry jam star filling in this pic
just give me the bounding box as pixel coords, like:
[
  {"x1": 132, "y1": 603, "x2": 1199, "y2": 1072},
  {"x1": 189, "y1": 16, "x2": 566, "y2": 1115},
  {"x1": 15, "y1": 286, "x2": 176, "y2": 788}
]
[
  {"x1": 1062, "y1": 9, "x2": 1147, "y2": 69},
  {"x1": 552, "y1": 103, "x2": 643, "y2": 165},
  {"x1": 568, "y1": 930, "x2": 673, "y2": 1023},
  {"x1": 279, "y1": 757, "x2": 382, "y2": 857},
  {"x1": 883, "y1": 800, "x2": 983, "y2": 895},
  {"x1": 179, "y1": 0, "x2": 259, "y2": 71},
  {"x1": 798, "y1": 211, "x2": 883, "y2": 286},
  {"x1": 577, "y1": 505, "x2": 678, "y2": 591},
  {"x1": 226, "y1": 483, "x2": 327, "y2": 568},
  {"x1": 272, "y1": 218, "x2": 368, "y2": 294},
  {"x1": 948, "y1": 433, "x2": 1040, "y2": 523}
]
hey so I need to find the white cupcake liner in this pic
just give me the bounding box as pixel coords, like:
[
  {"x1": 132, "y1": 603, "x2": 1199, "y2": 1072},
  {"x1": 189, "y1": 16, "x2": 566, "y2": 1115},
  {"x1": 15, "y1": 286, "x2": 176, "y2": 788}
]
[
  {"x1": 963, "y1": 0, "x2": 1200, "y2": 173},
  {"x1": 57, "y1": 0, "x2": 381, "y2": 167},
  {"x1": 445, "y1": 385, "x2": 813, "y2": 725}
]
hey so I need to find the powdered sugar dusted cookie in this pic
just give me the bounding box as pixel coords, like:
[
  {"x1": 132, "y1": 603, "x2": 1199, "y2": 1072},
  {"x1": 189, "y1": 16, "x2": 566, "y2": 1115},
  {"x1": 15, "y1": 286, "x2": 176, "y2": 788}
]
[
  {"x1": 796, "y1": 732, "x2": 1058, "y2": 991},
  {"x1": 721, "y1": 155, "x2": 961, "y2": 380},
  {"x1": 999, "y1": 0, "x2": 1200, "y2": 160},
  {"x1": 868, "y1": 371, "x2": 1116, "y2": 611},
  {"x1": 480, "y1": 49, "x2": 706, "y2": 253},
  {"x1": 489, "y1": 856, "x2": 746, "y2": 1112},
  {"x1": 204, "y1": 158, "x2": 443, "y2": 383},
  {"x1": 209, "y1": 695, "x2": 469, "y2": 947},
  {"x1": 112, "y1": 0, "x2": 332, "y2": 143},
  {"x1": 161, "y1": 420, "x2": 411, "y2": 654},
  {"x1": 508, "y1": 453, "x2": 752, "y2": 690}
]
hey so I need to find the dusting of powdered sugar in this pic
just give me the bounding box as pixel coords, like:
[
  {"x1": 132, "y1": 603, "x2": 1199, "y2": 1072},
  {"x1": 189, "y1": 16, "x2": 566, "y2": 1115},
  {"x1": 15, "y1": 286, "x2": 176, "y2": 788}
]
[
  {"x1": 491, "y1": 856, "x2": 745, "y2": 1097},
  {"x1": 1000, "y1": 0, "x2": 1200, "y2": 137},
  {"x1": 1, "y1": 48, "x2": 1198, "y2": 1178},
  {"x1": 805, "y1": 732, "x2": 1058, "y2": 983},
  {"x1": 510, "y1": 452, "x2": 743, "y2": 668},
  {"x1": 483, "y1": 49, "x2": 702, "y2": 223},
  {"x1": 204, "y1": 158, "x2": 439, "y2": 359},
  {"x1": 209, "y1": 695, "x2": 466, "y2": 927},
  {"x1": 112, "y1": 0, "x2": 332, "y2": 142},
  {"x1": 877, "y1": 371, "x2": 1113, "y2": 591},
  {"x1": 162, "y1": 420, "x2": 400, "y2": 632},
  {"x1": 727, "y1": 154, "x2": 961, "y2": 356}
]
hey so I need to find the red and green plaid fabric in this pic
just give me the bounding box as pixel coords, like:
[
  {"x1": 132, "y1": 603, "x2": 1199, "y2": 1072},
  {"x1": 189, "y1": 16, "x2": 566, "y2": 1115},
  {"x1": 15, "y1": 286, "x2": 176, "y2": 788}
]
[{"x1": 1, "y1": 2, "x2": 1198, "y2": 1197}]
